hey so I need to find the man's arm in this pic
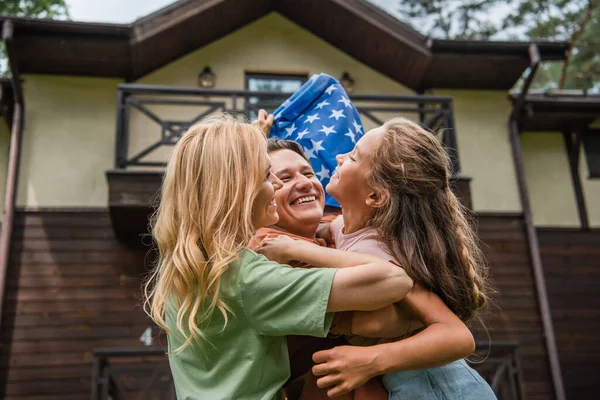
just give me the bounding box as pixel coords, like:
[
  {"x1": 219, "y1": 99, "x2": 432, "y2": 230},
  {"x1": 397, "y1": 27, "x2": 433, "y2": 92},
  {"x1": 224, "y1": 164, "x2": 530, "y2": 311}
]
[
  {"x1": 316, "y1": 222, "x2": 334, "y2": 246},
  {"x1": 251, "y1": 109, "x2": 274, "y2": 137},
  {"x1": 350, "y1": 304, "x2": 424, "y2": 338}
]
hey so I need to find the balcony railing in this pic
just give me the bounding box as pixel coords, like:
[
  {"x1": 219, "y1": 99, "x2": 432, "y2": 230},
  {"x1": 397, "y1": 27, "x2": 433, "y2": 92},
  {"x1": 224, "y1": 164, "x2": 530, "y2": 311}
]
[
  {"x1": 468, "y1": 342, "x2": 525, "y2": 400},
  {"x1": 91, "y1": 342, "x2": 522, "y2": 400},
  {"x1": 114, "y1": 83, "x2": 460, "y2": 174},
  {"x1": 90, "y1": 348, "x2": 174, "y2": 400}
]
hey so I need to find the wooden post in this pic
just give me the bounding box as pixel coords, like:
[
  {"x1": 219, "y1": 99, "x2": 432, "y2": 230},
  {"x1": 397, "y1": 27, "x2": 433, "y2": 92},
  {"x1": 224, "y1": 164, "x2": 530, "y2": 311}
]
[
  {"x1": 563, "y1": 130, "x2": 590, "y2": 229},
  {"x1": 509, "y1": 43, "x2": 567, "y2": 400}
]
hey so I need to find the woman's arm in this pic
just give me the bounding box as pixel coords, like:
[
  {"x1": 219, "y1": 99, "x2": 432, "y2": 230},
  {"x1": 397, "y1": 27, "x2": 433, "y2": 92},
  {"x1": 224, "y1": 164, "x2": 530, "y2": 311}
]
[
  {"x1": 327, "y1": 259, "x2": 412, "y2": 312},
  {"x1": 257, "y1": 237, "x2": 413, "y2": 312},
  {"x1": 311, "y1": 283, "x2": 475, "y2": 397}
]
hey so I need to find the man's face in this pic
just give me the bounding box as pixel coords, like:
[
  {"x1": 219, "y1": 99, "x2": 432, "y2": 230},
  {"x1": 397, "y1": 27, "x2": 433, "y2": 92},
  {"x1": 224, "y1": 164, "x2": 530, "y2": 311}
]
[{"x1": 269, "y1": 149, "x2": 325, "y2": 234}]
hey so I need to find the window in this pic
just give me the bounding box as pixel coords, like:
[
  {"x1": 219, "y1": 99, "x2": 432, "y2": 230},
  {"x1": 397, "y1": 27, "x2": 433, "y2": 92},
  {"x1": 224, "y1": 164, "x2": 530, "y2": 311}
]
[{"x1": 246, "y1": 72, "x2": 308, "y2": 119}]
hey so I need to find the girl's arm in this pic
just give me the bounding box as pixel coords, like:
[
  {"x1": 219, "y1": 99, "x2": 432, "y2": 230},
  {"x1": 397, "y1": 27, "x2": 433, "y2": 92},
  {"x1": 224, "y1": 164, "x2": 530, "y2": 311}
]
[
  {"x1": 256, "y1": 237, "x2": 413, "y2": 312},
  {"x1": 311, "y1": 283, "x2": 475, "y2": 397},
  {"x1": 257, "y1": 235, "x2": 388, "y2": 269}
]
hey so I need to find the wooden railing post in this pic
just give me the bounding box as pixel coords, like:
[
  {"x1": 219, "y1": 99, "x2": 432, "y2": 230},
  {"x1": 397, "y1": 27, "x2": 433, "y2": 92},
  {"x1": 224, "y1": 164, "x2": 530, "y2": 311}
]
[{"x1": 114, "y1": 90, "x2": 127, "y2": 169}]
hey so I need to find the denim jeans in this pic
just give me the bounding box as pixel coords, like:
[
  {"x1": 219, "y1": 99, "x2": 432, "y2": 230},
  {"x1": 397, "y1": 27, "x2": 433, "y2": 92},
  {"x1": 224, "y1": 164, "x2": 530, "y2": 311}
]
[{"x1": 382, "y1": 360, "x2": 497, "y2": 400}]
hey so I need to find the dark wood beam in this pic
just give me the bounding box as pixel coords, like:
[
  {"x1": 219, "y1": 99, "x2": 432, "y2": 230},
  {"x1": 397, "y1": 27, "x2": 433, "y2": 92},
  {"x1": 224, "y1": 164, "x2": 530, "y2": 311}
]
[{"x1": 563, "y1": 130, "x2": 590, "y2": 230}]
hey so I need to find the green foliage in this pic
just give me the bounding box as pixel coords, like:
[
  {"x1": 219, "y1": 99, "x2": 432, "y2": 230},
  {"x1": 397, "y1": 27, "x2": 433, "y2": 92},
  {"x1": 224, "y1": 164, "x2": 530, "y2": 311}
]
[
  {"x1": 506, "y1": 0, "x2": 599, "y2": 90},
  {"x1": 398, "y1": 0, "x2": 503, "y2": 39},
  {"x1": 504, "y1": 0, "x2": 588, "y2": 40},
  {"x1": 398, "y1": 0, "x2": 599, "y2": 91},
  {"x1": 0, "y1": 0, "x2": 70, "y2": 19},
  {"x1": 563, "y1": 4, "x2": 600, "y2": 89}
]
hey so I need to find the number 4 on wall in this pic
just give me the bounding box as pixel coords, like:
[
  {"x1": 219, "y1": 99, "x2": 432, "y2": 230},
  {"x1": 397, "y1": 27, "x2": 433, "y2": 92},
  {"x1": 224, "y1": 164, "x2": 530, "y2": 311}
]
[{"x1": 140, "y1": 327, "x2": 153, "y2": 346}]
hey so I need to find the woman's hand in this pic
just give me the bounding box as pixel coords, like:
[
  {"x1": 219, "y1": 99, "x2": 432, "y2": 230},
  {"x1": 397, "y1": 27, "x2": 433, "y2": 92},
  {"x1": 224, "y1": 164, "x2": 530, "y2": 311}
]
[
  {"x1": 312, "y1": 345, "x2": 381, "y2": 398},
  {"x1": 252, "y1": 109, "x2": 274, "y2": 137},
  {"x1": 255, "y1": 235, "x2": 296, "y2": 264}
]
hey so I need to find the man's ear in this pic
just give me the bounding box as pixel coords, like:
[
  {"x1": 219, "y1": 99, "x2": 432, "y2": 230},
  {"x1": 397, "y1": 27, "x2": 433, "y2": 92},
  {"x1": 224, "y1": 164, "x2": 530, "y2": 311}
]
[{"x1": 365, "y1": 189, "x2": 389, "y2": 209}]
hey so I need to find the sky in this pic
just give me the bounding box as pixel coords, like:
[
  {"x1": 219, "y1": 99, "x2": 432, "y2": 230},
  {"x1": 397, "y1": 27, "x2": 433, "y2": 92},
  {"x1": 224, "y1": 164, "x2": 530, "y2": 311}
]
[{"x1": 66, "y1": 0, "x2": 174, "y2": 23}]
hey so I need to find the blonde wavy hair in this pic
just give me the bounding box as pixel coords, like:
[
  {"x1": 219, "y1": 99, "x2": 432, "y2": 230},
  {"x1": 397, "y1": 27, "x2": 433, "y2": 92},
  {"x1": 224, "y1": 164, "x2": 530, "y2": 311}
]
[
  {"x1": 143, "y1": 113, "x2": 268, "y2": 352},
  {"x1": 368, "y1": 118, "x2": 490, "y2": 322}
]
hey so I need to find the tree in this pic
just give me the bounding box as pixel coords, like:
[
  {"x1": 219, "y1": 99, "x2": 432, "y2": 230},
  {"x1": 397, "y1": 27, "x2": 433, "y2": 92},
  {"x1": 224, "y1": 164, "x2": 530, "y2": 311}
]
[
  {"x1": 397, "y1": 0, "x2": 504, "y2": 40},
  {"x1": 396, "y1": 0, "x2": 600, "y2": 91},
  {"x1": 507, "y1": 0, "x2": 599, "y2": 90},
  {"x1": 0, "y1": 0, "x2": 70, "y2": 75}
]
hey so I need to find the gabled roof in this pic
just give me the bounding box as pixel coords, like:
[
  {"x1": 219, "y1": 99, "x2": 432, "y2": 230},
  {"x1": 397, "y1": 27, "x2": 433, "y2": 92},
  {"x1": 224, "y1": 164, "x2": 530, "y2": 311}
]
[{"x1": 0, "y1": 0, "x2": 569, "y2": 90}]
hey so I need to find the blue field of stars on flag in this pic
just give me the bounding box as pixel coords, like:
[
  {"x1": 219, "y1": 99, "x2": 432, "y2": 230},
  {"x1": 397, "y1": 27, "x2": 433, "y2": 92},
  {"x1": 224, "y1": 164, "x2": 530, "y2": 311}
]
[{"x1": 269, "y1": 73, "x2": 365, "y2": 207}]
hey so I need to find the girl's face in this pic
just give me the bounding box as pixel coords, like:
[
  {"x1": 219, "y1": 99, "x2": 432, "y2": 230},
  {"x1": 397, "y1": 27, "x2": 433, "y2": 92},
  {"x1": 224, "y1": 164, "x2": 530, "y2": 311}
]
[
  {"x1": 251, "y1": 156, "x2": 283, "y2": 230},
  {"x1": 326, "y1": 127, "x2": 385, "y2": 208}
]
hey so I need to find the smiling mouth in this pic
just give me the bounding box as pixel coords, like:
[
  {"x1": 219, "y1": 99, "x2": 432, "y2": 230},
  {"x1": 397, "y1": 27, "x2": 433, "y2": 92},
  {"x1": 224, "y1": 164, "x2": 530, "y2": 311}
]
[{"x1": 291, "y1": 195, "x2": 317, "y2": 206}]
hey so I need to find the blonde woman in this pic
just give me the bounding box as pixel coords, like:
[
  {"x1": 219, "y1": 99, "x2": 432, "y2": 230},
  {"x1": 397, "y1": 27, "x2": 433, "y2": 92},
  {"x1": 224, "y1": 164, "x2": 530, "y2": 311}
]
[{"x1": 143, "y1": 114, "x2": 413, "y2": 400}]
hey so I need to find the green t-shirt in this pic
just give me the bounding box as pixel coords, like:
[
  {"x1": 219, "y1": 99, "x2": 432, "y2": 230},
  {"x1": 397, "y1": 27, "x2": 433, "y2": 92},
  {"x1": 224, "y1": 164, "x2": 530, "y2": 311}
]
[{"x1": 166, "y1": 248, "x2": 337, "y2": 400}]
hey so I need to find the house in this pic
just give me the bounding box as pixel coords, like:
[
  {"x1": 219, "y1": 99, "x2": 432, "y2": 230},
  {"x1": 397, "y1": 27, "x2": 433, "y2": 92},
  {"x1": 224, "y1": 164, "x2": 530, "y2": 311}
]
[{"x1": 0, "y1": 0, "x2": 598, "y2": 399}]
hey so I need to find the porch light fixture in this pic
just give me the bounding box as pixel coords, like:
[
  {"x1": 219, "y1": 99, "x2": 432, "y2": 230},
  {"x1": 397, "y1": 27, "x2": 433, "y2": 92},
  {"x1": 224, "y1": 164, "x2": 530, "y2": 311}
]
[
  {"x1": 340, "y1": 71, "x2": 355, "y2": 93},
  {"x1": 198, "y1": 66, "x2": 216, "y2": 88}
]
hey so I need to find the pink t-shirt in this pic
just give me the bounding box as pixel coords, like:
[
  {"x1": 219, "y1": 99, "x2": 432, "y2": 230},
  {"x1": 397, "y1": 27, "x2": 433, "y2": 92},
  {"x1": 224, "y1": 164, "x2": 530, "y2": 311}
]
[
  {"x1": 330, "y1": 216, "x2": 406, "y2": 346},
  {"x1": 330, "y1": 216, "x2": 398, "y2": 264}
]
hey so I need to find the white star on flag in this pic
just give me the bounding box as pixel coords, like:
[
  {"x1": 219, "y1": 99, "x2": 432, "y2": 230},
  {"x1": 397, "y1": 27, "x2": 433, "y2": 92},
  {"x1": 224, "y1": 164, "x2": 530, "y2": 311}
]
[
  {"x1": 352, "y1": 119, "x2": 363, "y2": 134},
  {"x1": 285, "y1": 123, "x2": 297, "y2": 138},
  {"x1": 297, "y1": 128, "x2": 310, "y2": 140},
  {"x1": 316, "y1": 165, "x2": 331, "y2": 180},
  {"x1": 338, "y1": 96, "x2": 352, "y2": 108},
  {"x1": 316, "y1": 100, "x2": 330, "y2": 109},
  {"x1": 329, "y1": 109, "x2": 346, "y2": 121},
  {"x1": 303, "y1": 146, "x2": 317, "y2": 160},
  {"x1": 319, "y1": 125, "x2": 336, "y2": 136},
  {"x1": 311, "y1": 139, "x2": 326, "y2": 152},
  {"x1": 325, "y1": 84, "x2": 337, "y2": 95},
  {"x1": 345, "y1": 129, "x2": 356, "y2": 143},
  {"x1": 305, "y1": 113, "x2": 320, "y2": 124}
]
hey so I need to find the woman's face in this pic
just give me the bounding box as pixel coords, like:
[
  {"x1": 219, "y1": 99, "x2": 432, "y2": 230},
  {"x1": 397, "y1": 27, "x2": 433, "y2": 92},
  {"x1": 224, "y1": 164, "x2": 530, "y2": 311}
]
[
  {"x1": 251, "y1": 156, "x2": 283, "y2": 230},
  {"x1": 269, "y1": 149, "x2": 325, "y2": 234},
  {"x1": 326, "y1": 127, "x2": 385, "y2": 208}
]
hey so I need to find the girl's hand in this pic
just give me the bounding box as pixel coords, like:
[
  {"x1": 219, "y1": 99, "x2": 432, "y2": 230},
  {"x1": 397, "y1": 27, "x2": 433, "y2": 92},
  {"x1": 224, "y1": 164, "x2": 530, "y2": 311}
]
[
  {"x1": 251, "y1": 109, "x2": 275, "y2": 137},
  {"x1": 312, "y1": 345, "x2": 381, "y2": 398},
  {"x1": 256, "y1": 235, "x2": 296, "y2": 264}
]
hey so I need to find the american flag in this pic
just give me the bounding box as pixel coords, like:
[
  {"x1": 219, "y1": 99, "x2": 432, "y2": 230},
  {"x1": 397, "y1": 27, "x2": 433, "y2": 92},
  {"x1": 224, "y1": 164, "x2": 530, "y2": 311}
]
[{"x1": 270, "y1": 73, "x2": 365, "y2": 207}]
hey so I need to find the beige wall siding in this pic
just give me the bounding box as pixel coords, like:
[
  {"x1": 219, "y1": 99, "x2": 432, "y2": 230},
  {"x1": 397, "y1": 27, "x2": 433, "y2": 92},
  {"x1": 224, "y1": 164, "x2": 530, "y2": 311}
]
[
  {"x1": 12, "y1": 12, "x2": 596, "y2": 227},
  {"x1": 16, "y1": 13, "x2": 413, "y2": 206},
  {"x1": 522, "y1": 132, "x2": 600, "y2": 227},
  {"x1": 0, "y1": 119, "x2": 9, "y2": 220},
  {"x1": 432, "y1": 90, "x2": 522, "y2": 213},
  {"x1": 138, "y1": 13, "x2": 411, "y2": 94},
  {"x1": 128, "y1": 13, "x2": 413, "y2": 165},
  {"x1": 17, "y1": 75, "x2": 122, "y2": 207}
]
